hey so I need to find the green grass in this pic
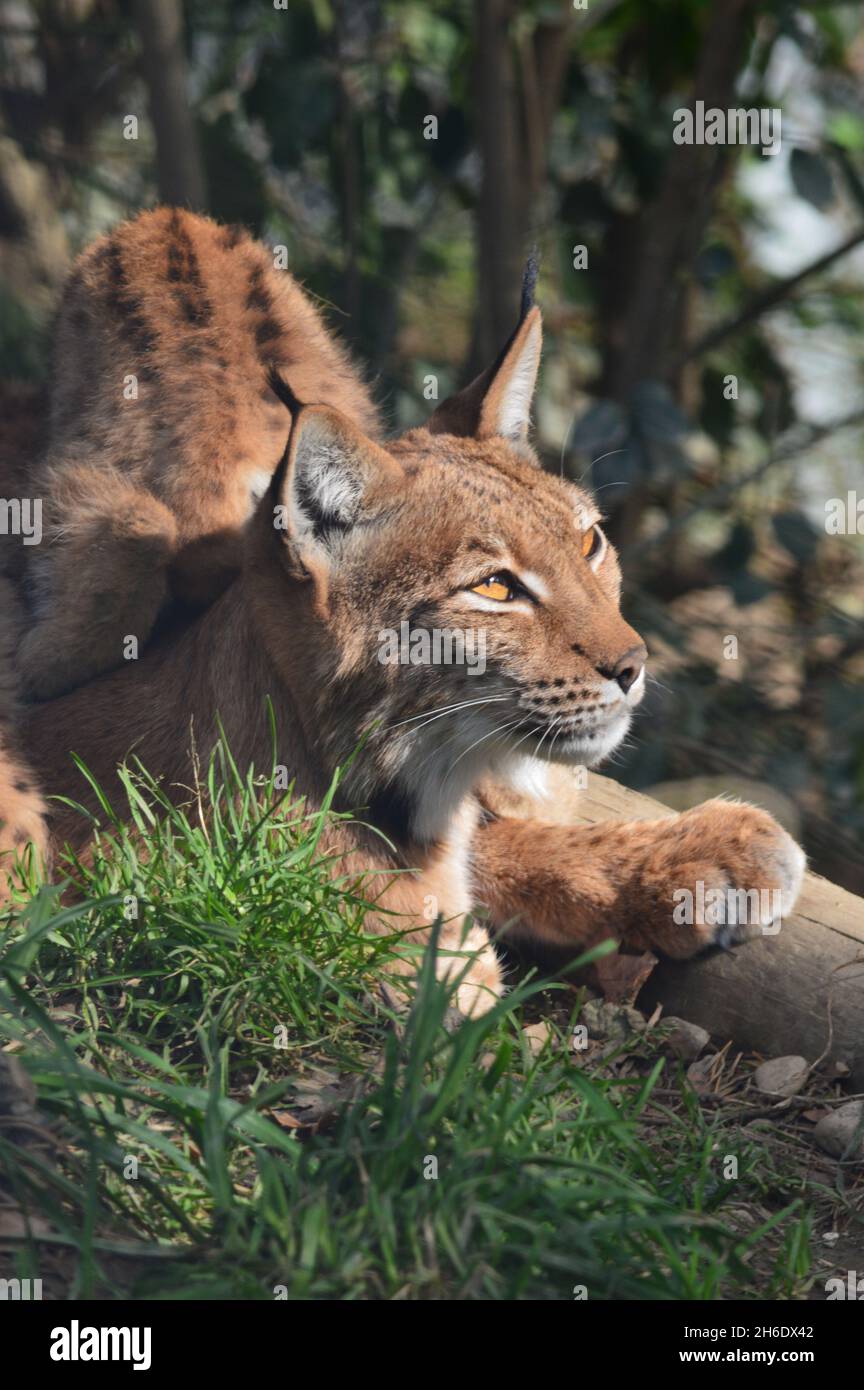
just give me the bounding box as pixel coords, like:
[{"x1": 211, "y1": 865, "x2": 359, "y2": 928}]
[{"x1": 0, "y1": 748, "x2": 813, "y2": 1299}]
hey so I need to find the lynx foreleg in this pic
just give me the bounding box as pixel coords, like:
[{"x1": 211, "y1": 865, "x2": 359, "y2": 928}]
[
  {"x1": 19, "y1": 465, "x2": 178, "y2": 700},
  {"x1": 471, "y1": 801, "x2": 805, "y2": 959},
  {"x1": 0, "y1": 576, "x2": 47, "y2": 901}
]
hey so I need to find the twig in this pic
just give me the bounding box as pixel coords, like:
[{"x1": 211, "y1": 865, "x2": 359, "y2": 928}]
[
  {"x1": 626, "y1": 406, "x2": 864, "y2": 559},
  {"x1": 677, "y1": 226, "x2": 864, "y2": 365}
]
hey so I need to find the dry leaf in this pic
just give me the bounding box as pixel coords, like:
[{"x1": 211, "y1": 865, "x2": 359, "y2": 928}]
[
  {"x1": 594, "y1": 949, "x2": 658, "y2": 1004},
  {"x1": 269, "y1": 1109, "x2": 304, "y2": 1130}
]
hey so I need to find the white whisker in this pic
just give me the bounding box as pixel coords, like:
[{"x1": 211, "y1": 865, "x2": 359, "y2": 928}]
[
  {"x1": 534, "y1": 715, "x2": 561, "y2": 762},
  {"x1": 510, "y1": 716, "x2": 545, "y2": 757},
  {"x1": 388, "y1": 694, "x2": 509, "y2": 732},
  {"x1": 442, "y1": 714, "x2": 532, "y2": 784},
  {"x1": 544, "y1": 716, "x2": 566, "y2": 762}
]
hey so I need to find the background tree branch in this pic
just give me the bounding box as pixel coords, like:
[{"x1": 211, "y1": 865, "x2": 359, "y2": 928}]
[{"x1": 678, "y1": 226, "x2": 864, "y2": 364}]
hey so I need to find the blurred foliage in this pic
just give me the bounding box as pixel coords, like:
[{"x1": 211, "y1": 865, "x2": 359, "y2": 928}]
[{"x1": 0, "y1": 0, "x2": 863, "y2": 889}]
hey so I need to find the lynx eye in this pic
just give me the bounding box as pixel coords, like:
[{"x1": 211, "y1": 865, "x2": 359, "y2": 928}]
[
  {"x1": 470, "y1": 574, "x2": 518, "y2": 602},
  {"x1": 581, "y1": 525, "x2": 603, "y2": 561}
]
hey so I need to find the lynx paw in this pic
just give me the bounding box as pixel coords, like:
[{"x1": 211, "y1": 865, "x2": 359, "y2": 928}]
[
  {"x1": 634, "y1": 799, "x2": 806, "y2": 959},
  {"x1": 436, "y1": 924, "x2": 505, "y2": 1017}
]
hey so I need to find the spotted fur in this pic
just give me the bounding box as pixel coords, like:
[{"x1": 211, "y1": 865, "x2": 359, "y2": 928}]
[
  {"x1": 18, "y1": 207, "x2": 378, "y2": 699},
  {"x1": 1, "y1": 213, "x2": 806, "y2": 1006}
]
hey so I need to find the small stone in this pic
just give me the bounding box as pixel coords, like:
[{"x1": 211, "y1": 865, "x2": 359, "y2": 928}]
[
  {"x1": 580, "y1": 999, "x2": 645, "y2": 1042},
  {"x1": 814, "y1": 1102, "x2": 864, "y2": 1159},
  {"x1": 523, "y1": 1022, "x2": 551, "y2": 1056},
  {"x1": 686, "y1": 1053, "x2": 718, "y2": 1094},
  {"x1": 660, "y1": 1017, "x2": 711, "y2": 1061},
  {"x1": 753, "y1": 1055, "x2": 808, "y2": 1097},
  {"x1": 825, "y1": 1059, "x2": 851, "y2": 1081}
]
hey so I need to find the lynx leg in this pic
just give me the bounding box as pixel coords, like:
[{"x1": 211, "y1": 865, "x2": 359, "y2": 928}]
[
  {"x1": 374, "y1": 912, "x2": 504, "y2": 1019},
  {"x1": 434, "y1": 919, "x2": 504, "y2": 1016},
  {"x1": 19, "y1": 467, "x2": 178, "y2": 699},
  {"x1": 471, "y1": 801, "x2": 805, "y2": 959},
  {"x1": 0, "y1": 576, "x2": 46, "y2": 901},
  {"x1": 0, "y1": 733, "x2": 49, "y2": 902}
]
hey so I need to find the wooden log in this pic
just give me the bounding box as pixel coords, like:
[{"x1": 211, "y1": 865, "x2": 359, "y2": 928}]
[{"x1": 487, "y1": 768, "x2": 864, "y2": 1088}]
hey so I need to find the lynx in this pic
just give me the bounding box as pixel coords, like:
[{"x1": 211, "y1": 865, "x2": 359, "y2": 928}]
[{"x1": 0, "y1": 210, "x2": 806, "y2": 1012}]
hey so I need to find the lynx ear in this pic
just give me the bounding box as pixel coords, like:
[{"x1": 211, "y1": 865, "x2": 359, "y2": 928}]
[
  {"x1": 427, "y1": 306, "x2": 542, "y2": 444},
  {"x1": 274, "y1": 406, "x2": 401, "y2": 566}
]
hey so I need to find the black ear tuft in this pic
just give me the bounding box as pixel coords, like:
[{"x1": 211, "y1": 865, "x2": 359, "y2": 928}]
[
  {"x1": 520, "y1": 246, "x2": 539, "y2": 323},
  {"x1": 268, "y1": 369, "x2": 306, "y2": 417},
  {"x1": 267, "y1": 405, "x2": 302, "y2": 509},
  {"x1": 266, "y1": 372, "x2": 308, "y2": 509}
]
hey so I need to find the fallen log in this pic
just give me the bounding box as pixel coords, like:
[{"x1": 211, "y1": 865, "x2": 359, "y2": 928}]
[{"x1": 486, "y1": 768, "x2": 864, "y2": 1088}]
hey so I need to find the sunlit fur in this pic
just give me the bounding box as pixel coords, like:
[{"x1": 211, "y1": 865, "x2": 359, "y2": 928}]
[
  {"x1": 259, "y1": 423, "x2": 646, "y2": 845},
  {"x1": 1, "y1": 209, "x2": 806, "y2": 1013}
]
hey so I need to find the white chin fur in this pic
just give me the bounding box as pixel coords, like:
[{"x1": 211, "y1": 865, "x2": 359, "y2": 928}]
[
  {"x1": 390, "y1": 703, "x2": 631, "y2": 844},
  {"x1": 491, "y1": 754, "x2": 551, "y2": 800},
  {"x1": 492, "y1": 709, "x2": 633, "y2": 783},
  {"x1": 548, "y1": 708, "x2": 632, "y2": 768}
]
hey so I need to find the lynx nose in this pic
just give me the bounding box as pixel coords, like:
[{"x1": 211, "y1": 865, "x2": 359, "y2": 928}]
[{"x1": 608, "y1": 643, "x2": 647, "y2": 694}]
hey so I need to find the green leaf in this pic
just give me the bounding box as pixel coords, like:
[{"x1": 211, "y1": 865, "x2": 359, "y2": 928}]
[
  {"x1": 789, "y1": 148, "x2": 835, "y2": 210},
  {"x1": 826, "y1": 112, "x2": 864, "y2": 153}
]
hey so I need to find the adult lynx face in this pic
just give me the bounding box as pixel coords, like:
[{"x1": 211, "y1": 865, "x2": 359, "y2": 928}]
[{"x1": 249, "y1": 307, "x2": 647, "y2": 844}]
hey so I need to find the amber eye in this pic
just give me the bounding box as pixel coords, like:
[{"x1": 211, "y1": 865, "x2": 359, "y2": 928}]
[
  {"x1": 470, "y1": 574, "x2": 517, "y2": 602},
  {"x1": 581, "y1": 525, "x2": 603, "y2": 561}
]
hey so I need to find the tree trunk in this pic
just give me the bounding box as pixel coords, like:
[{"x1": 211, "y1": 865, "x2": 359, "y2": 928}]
[
  {"x1": 598, "y1": 0, "x2": 757, "y2": 401},
  {"x1": 467, "y1": 0, "x2": 572, "y2": 375},
  {"x1": 133, "y1": 0, "x2": 207, "y2": 212}
]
